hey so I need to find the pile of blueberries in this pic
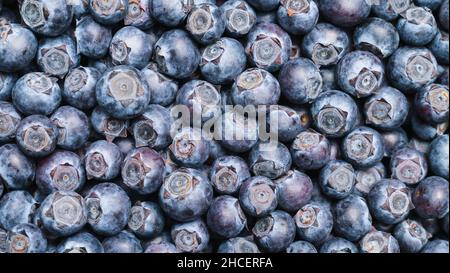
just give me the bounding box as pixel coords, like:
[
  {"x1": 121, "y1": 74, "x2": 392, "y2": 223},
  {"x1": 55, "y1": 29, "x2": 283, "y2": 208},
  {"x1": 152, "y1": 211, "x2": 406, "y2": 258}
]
[{"x1": 0, "y1": 0, "x2": 449, "y2": 254}]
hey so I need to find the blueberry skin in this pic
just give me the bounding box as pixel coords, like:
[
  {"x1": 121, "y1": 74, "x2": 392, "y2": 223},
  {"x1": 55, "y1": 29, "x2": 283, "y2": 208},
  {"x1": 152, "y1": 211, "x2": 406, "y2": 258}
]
[
  {"x1": 56, "y1": 231, "x2": 104, "y2": 253},
  {"x1": 278, "y1": 58, "x2": 323, "y2": 104},
  {"x1": 88, "y1": 56, "x2": 115, "y2": 74},
  {"x1": 277, "y1": 0, "x2": 319, "y2": 35},
  {"x1": 372, "y1": 0, "x2": 411, "y2": 21},
  {"x1": 294, "y1": 202, "x2": 333, "y2": 245},
  {"x1": 390, "y1": 147, "x2": 428, "y2": 185},
  {"x1": 39, "y1": 191, "x2": 87, "y2": 237},
  {"x1": 319, "y1": 160, "x2": 356, "y2": 200},
  {"x1": 85, "y1": 183, "x2": 131, "y2": 236},
  {"x1": 359, "y1": 230, "x2": 400, "y2": 253},
  {"x1": 0, "y1": 191, "x2": 37, "y2": 232},
  {"x1": 443, "y1": 213, "x2": 449, "y2": 235},
  {"x1": 7, "y1": 223, "x2": 47, "y2": 253},
  {"x1": 110, "y1": 26, "x2": 152, "y2": 69},
  {"x1": 0, "y1": 144, "x2": 35, "y2": 190},
  {"x1": 291, "y1": 129, "x2": 331, "y2": 170},
  {"x1": 169, "y1": 127, "x2": 211, "y2": 168},
  {"x1": 239, "y1": 176, "x2": 278, "y2": 217},
  {"x1": 84, "y1": 140, "x2": 123, "y2": 181},
  {"x1": 124, "y1": 0, "x2": 154, "y2": 29},
  {"x1": 128, "y1": 201, "x2": 165, "y2": 239},
  {"x1": 145, "y1": 242, "x2": 180, "y2": 253},
  {"x1": 217, "y1": 110, "x2": 259, "y2": 153},
  {"x1": 209, "y1": 155, "x2": 251, "y2": 195},
  {"x1": 12, "y1": 72, "x2": 61, "y2": 116},
  {"x1": 113, "y1": 137, "x2": 136, "y2": 155},
  {"x1": 75, "y1": 16, "x2": 112, "y2": 59},
  {"x1": 337, "y1": 51, "x2": 385, "y2": 98},
  {"x1": 286, "y1": 241, "x2": 317, "y2": 253},
  {"x1": 429, "y1": 31, "x2": 449, "y2": 65},
  {"x1": 364, "y1": 86, "x2": 409, "y2": 130},
  {"x1": 353, "y1": 163, "x2": 386, "y2": 197},
  {"x1": 103, "y1": 230, "x2": 143, "y2": 253},
  {"x1": 90, "y1": 106, "x2": 129, "y2": 142},
  {"x1": 96, "y1": 65, "x2": 151, "y2": 119},
  {"x1": 318, "y1": 0, "x2": 370, "y2": 27},
  {"x1": 200, "y1": 37, "x2": 247, "y2": 85},
  {"x1": 415, "y1": 0, "x2": 444, "y2": 9},
  {"x1": 421, "y1": 239, "x2": 449, "y2": 253},
  {"x1": 207, "y1": 195, "x2": 247, "y2": 238},
  {"x1": 274, "y1": 170, "x2": 313, "y2": 212},
  {"x1": 413, "y1": 176, "x2": 449, "y2": 219},
  {"x1": 232, "y1": 68, "x2": 280, "y2": 106},
  {"x1": 19, "y1": 0, "x2": 73, "y2": 37},
  {"x1": 0, "y1": 72, "x2": 16, "y2": 100},
  {"x1": 218, "y1": 237, "x2": 261, "y2": 253},
  {"x1": 71, "y1": 0, "x2": 89, "y2": 19},
  {"x1": 150, "y1": 0, "x2": 212, "y2": 27},
  {"x1": 247, "y1": 0, "x2": 279, "y2": 11},
  {"x1": 36, "y1": 150, "x2": 86, "y2": 194},
  {"x1": 0, "y1": 22, "x2": 37, "y2": 72},
  {"x1": 341, "y1": 126, "x2": 385, "y2": 168},
  {"x1": 428, "y1": 134, "x2": 449, "y2": 179},
  {"x1": 256, "y1": 10, "x2": 278, "y2": 24},
  {"x1": 439, "y1": 0, "x2": 449, "y2": 31},
  {"x1": 367, "y1": 179, "x2": 414, "y2": 225},
  {"x1": 414, "y1": 84, "x2": 449, "y2": 124},
  {"x1": 88, "y1": 0, "x2": 128, "y2": 25},
  {"x1": 153, "y1": 29, "x2": 200, "y2": 80},
  {"x1": 37, "y1": 35, "x2": 80, "y2": 78},
  {"x1": 393, "y1": 219, "x2": 429, "y2": 253},
  {"x1": 0, "y1": 101, "x2": 21, "y2": 144},
  {"x1": 334, "y1": 195, "x2": 372, "y2": 241},
  {"x1": 320, "y1": 237, "x2": 359, "y2": 253},
  {"x1": 15, "y1": 115, "x2": 59, "y2": 158},
  {"x1": 310, "y1": 90, "x2": 359, "y2": 138},
  {"x1": 302, "y1": 23, "x2": 350, "y2": 67},
  {"x1": 221, "y1": 0, "x2": 257, "y2": 37},
  {"x1": 354, "y1": 17, "x2": 399, "y2": 59},
  {"x1": 186, "y1": 3, "x2": 226, "y2": 45},
  {"x1": 248, "y1": 141, "x2": 291, "y2": 179},
  {"x1": 253, "y1": 210, "x2": 296, "y2": 253},
  {"x1": 159, "y1": 168, "x2": 213, "y2": 222},
  {"x1": 268, "y1": 105, "x2": 311, "y2": 143},
  {"x1": 63, "y1": 66, "x2": 100, "y2": 110},
  {"x1": 141, "y1": 63, "x2": 179, "y2": 106},
  {"x1": 410, "y1": 114, "x2": 447, "y2": 141},
  {"x1": 121, "y1": 147, "x2": 165, "y2": 194},
  {"x1": 396, "y1": 7, "x2": 438, "y2": 46},
  {"x1": 245, "y1": 23, "x2": 292, "y2": 72},
  {"x1": 50, "y1": 106, "x2": 90, "y2": 151},
  {"x1": 171, "y1": 219, "x2": 210, "y2": 253},
  {"x1": 387, "y1": 47, "x2": 439, "y2": 93}
]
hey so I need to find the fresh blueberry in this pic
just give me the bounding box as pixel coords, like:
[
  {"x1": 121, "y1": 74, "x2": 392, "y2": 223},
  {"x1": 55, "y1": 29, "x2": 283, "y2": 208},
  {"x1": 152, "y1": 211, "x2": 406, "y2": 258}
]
[
  {"x1": 274, "y1": 170, "x2": 313, "y2": 212},
  {"x1": 217, "y1": 110, "x2": 259, "y2": 153},
  {"x1": 0, "y1": 72, "x2": 16, "y2": 101},
  {"x1": 50, "y1": 106, "x2": 90, "y2": 151},
  {"x1": 186, "y1": 3, "x2": 225, "y2": 45},
  {"x1": 103, "y1": 230, "x2": 143, "y2": 253},
  {"x1": 145, "y1": 241, "x2": 180, "y2": 253},
  {"x1": 207, "y1": 195, "x2": 247, "y2": 238},
  {"x1": 209, "y1": 155, "x2": 251, "y2": 195},
  {"x1": 75, "y1": 16, "x2": 112, "y2": 59},
  {"x1": 341, "y1": 126, "x2": 384, "y2": 168},
  {"x1": 63, "y1": 66, "x2": 99, "y2": 110},
  {"x1": 320, "y1": 237, "x2": 359, "y2": 253},
  {"x1": 359, "y1": 230, "x2": 400, "y2": 253},
  {"x1": 421, "y1": 239, "x2": 449, "y2": 253},
  {"x1": 88, "y1": 0, "x2": 128, "y2": 25},
  {"x1": 88, "y1": 56, "x2": 115, "y2": 74},
  {"x1": 268, "y1": 105, "x2": 311, "y2": 143},
  {"x1": 429, "y1": 31, "x2": 449, "y2": 65},
  {"x1": 319, "y1": 160, "x2": 355, "y2": 200},
  {"x1": 334, "y1": 195, "x2": 372, "y2": 241},
  {"x1": 414, "y1": 84, "x2": 449, "y2": 124},
  {"x1": 439, "y1": 0, "x2": 449, "y2": 31},
  {"x1": 380, "y1": 129, "x2": 409, "y2": 158},
  {"x1": 253, "y1": 210, "x2": 296, "y2": 253},
  {"x1": 413, "y1": 176, "x2": 449, "y2": 219},
  {"x1": 128, "y1": 201, "x2": 165, "y2": 239},
  {"x1": 56, "y1": 231, "x2": 104, "y2": 253},
  {"x1": 286, "y1": 241, "x2": 317, "y2": 253},
  {"x1": 354, "y1": 163, "x2": 386, "y2": 197},
  {"x1": 291, "y1": 129, "x2": 331, "y2": 170},
  {"x1": 84, "y1": 140, "x2": 122, "y2": 181},
  {"x1": 150, "y1": 0, "x2": 210, "y2": 27},
  {"x1": 124, "y1": 0, "x2": 154, "y2": 29},
  {"x1": 248, "y1": 141, "x2": 291, "y2": 179},
  {"x1": 0, "y1": 144, "x2": 35, "y2": 190},
  {"x1": 169, "y1": 127, "x2": 210, "y2": 167},
  {"x1": 171, "y1": 219, "x2": 210, "y2": 253},
  {"x1": 239, "y1": 176, "x2": 277, "y2": 217},
  {"x1": 247, "y1": 0, "x2": 280, "y2": 11},
  {"x1": 256, "y1": 10, "x2": 278, "y2": 24},
  {"x1": 0, "y1": 22, "x2": 37, "y2": 72},
  {"x1": 0, "y1": 190, "x2": 37, "y2": 230},
  {"x1": 320, "y1": 66, "x2": 338, "y2": 90},
  {"x1": 414, "y1": 0, "x2": 444, "y2": 10},
  {"x1": 71, "y1": 0, "x2": 89, "y2": 19},
  {"x1": 277, "y1": 0, "x2": 318, "y2": 35},
  {"x1": 318, "y1": 0, "x2": 371, "y2": 27},
  {"x1": 221, "y1": 0, "x2": 257, "y2": 37},
  {"x1": 218, "y1": 237, "x2": 261, "y2": 253},
  {"x1": 110, "y1": 26, "x2": 152, "y2": 69},
  {"x1": 232, "y1": 68, "x2": 280, "y2": 106},
  {"x1": 90, "y1": 107, "x2": 129, "y2": 142},
  {"x1": 294, "y1": 202, "x2": 333, "y2": 245},
  {"x1": 393, "y1": 219, "x2": 430, "y2": 253},
  {"x1": 0, "y1": 102, "x2": 21, "y2": 144},
  {"x1": 396, "y1": 6, "x2": 438, "y2": 46},
  {"x1": 410, "y1": 114, "x2": 447, "y2": 141},
  {"x1": 15, "y1": 115, "x2": 58, "y2": 158},
  {"x1": 37, "y1": 35, "x2": 80, "y2": 78},
  {"x1": 141, "y1": 63, "x2": 179, "y2": 106},
  {"x1": 428, "y1": 134, "x2": 449, "y2": 179},
  {"x1": 372, "y1": 0, "x2": 411, "y2": 21},
  {"x1": 5, "y1": 223, "x2": 47, "y2": 253},
  {"x1": 390, "y1": 147, "x2": 428, "y2": 185}
]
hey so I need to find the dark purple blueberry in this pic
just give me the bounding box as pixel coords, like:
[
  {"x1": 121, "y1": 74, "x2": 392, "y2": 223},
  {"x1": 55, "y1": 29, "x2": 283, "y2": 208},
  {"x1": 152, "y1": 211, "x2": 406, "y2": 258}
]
[
  {"x1": 207, "y1": 195, "x2": 246, "y2": 238},
  {"x1": 247, "y1": 0, "x2": 280, "y2": 11},
  {"x1": 439, "y1": 0, "x2": 449, "y2": 31},
  {"x1": 341, "y1": 126, "x2": 384, "y2": 168},
  {"x1": 268, "y1": 105, "x2": 311, "y2": 143},
  {"x1": 15, "y1": 115, "x2": 58, "y2": 158},
  {"x1": 421, "y1": 239, "x2": 449, "y2": 253},
  {"x1": 0, "y1": 72, "x2": 16, "y2": 101},
  {"x1": 318, "y1": 0, "x2": 371, "y2": 27},
  {"x1": 319, "y1": 160, "x2": 355, "y2": 200},
  {"x1": 413, "y1": 176, "x2": 449, "y2": 219},
  {"x1": 248, "y1": 141, "x2": 291, "y2": 179},
  {"x1": 84, "y1": 140, "x2": 123, "y2": 181},
  {"x1": 239, "y1": 176, "x2": 277, "y2": 217},
  {"x1": 141, "y1": 63, "x2": 179, "y2": 106},
  {"x1": 414, "y1": 84, "x2": 449, "y2": 124},
  {"x1": 0, "y1": 191, "x2": 37, "y2": 230},
  {"x1": 354, "y1": 163, "x2": 386, "y2": 197},
  {"x1": 320, "y1": 237, "x2": 359, "y2": 253},
  {"x1": 186, "y1": 3, "x2": 225, "y2": 45},
  {"x1": 56, "y1": 231, "x2": 104, "y2": 253},
  {"x1": 277, "y1": 0, "x2": 319, "y2": 35},
  {"x1": 128, "y1": 201, "x2": 165, "y2": 239},
  {"x1": 159, "y1": 168, "x2": 213, "y2": 222},
  {"x1": 232, "y1": 68, "x2": 280, "y2": 106},
  {"x1": 151, "y1": 0, "x2": 212, "y2": 27},
  {"x1": 275, "y1": 170, "x2": 313, "y2": 212},
  {"x1": 393, "y1": 219, "x2": 430, "y2": 253},
  {"x1": 0, "y1": 22, "x2": 37, "y2": 72},
  {"x1": 428, "y1": 134, "x2": 449, "y2": 179},
  {"x1": 88, "y1": 0, "x2": 128, "y2": 25},
  {"x1": 36, "y1": 150, "x2": 85, "y2": 194},
  {"x1": 294, "y1": 202, "x2": 333, "y2": 245},
  {"x1": 124, "y1": 0, "x2": 154, "y2": 29},
  {"x1": 171, "y1": 219, "x2": 210, "y2": 253},
  {"x1": 217, "y1": 110, "x2": 259, "y2": 153},
  {"x1": 396, "y1": 6, "x2": 438, "y2": 46},
  {"x1": 0, "y1": 144, "x2": 35, "y2": 190},
  {"x1": 6, "y1": 223, "x2": 47, "y2": 253},
  {"x1": 372, "y1": 0, "x2": 410, "y2": 21},
  {"x1": 253, "y1": 210, "x2": 296, "y2": 253},
  {"x1": 102, "y1": 230, "x2": 143, "y2": 253},
  {"x1": 414, "y1": 0, "x2": 443, "y2": 10},
  {"x1": 286, "y1": 241, "x2": 317, "y2": 253},
  {"x1": 221, "y1": 0, "x2": 257, "y2": 37},
  {"x1": 209, "y1": 156, "x2": 250, "y2": 195},
  {"x1": 245, "y1": 23, "x2": 292, "y2": 72},
  {"x1": 334, "y1": 195, "x2": 372, "y2": 241},
  {"x1": 390, "y1": 147, "x2": 428, "y2": 185},
  {"x1": 122, "y1": 147, "x2": 165, "y2": 194},
  {"x1": 50, "y1": 106, "x2": 90, "y2": 151},
  {"x1": 110, "y1": 26, "x2": 152, "y2": 69},
  {"x1": 90, "y1": 107, "x2": 129, "y2": 142},
  {"x1": 381, "y1": 129, "x2": 409, "y2": 158},
  {"x1": 169, "y1": 127, "x2": 210, "y2": 168},
  {"x1": 0, "y1": 102, "x2": 21, "y2": 144},
  {"x1": 368, "y1": 179, "x2": 414, "y2": 225},
  {"x1": 75, "y1": 16, "x2": 112, "y2": 59},
  {"x1": 37, "y1": 35, "x2": 80, "y2": 78},
  {"x1": 63, "y1": 67, "x2": 100, "y2": 110},
  {"x1": 429, "y1": 31, "x2": 449, "y2": 65},
  {"x1": 359, "y1": 230, "x2": 400, "y2": 253},
  {"x1": 291, "y1": 129, "x2": 331, "y2": 170},
  {"x1": 218, "y1": 237, "x2": 260, "y2": 253}
]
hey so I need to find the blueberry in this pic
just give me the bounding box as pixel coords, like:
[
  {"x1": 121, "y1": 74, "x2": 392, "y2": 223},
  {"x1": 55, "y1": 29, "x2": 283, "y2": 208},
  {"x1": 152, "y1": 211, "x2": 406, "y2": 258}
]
[
  {"x1": 408, "y1": 137, "x2": 431, "y2": 155},
  {"x1": 0, "y1": 72, "x2": 16, "y2": 101},
  {"x1": 0, "y1": 144, "x2": 35, "y2": 190},
  {"x1": 368, "y1": 179, "x2": 414, "y2": 225},
  {"x1": 56, "y1": 231, "x2": 104, "y2": 253},
  {"x1": 319, "y1": 160, "x2": 355, "y2": 200},
  {"x1": 88, "y1": 0, "x2": 128, "y2": 25},
  {"x1": 274, "y1": 170, "x2": 312, "y2": 212},
  {"x1": 294, "y1": 202, "x2": 333, "y2": 245},
  {"x1": 103, "y1": 230, "x2": 143, "y2": 253},
  {"x1": 145, "y1": 241, "x2": 180, "y2": 253},
  {"x1": 245, "y1": 23, "x2": 292, "y2": 72},
  {"x1": 397, "y1": 6, "x2": 438, "y2": 46},
  {"x1": 393, "y1": 219, "x2": 430, "y2": 253},
  {"x1": 320, "y1": 66, "x2": 338, "y2": 91},
  {"x1": 334, "y1": 195, "x2": 372, "y2": 241},
  {"x1": 50, "y1": 106, "x2": 90, "y2": 151},
  {"x1": 39, "y1": 191, "x2": 87, "y2": 237},
  {"x1": 124, "y1": 0, "x2": 154, "y2": 29},
  {"x1": 0, "y1": 191, "x2": 37, "y2": 231},
  {"x1": 411, "y1": 114, "x2": 447, "y2": 141},
  {"x1": 19, "y1": 0, "x2": 73, "y2": 37},
  {"x1": 318, "y1": 0, "x2": 371, "y2": 27},
  {"x1": 421, "y1": 239, "x2": 449, "y2": 253},
  {"x1": 387, "y1": 47, "x2": 439, "y2": 93},
  {"x1": 122, "y1": 147, "x2": 165, "y2": 194},
  {"x1": 414, "y1": 0, "x2": 444, "y2": 10},
  {"x1": 247, "y1": 0, "x2": 280, "y2": 11},
  {"x1": 413, "y1": 176, "x2": 449, "y2": 219},
  {"x1": 390, "y1": 147, "x2": 428, "y2": 185},
  {"x1": 151, "y1": 0, "x2": 208, "y2": 27},
  {"x1": 200, "y1": 37, "x2": 247, "y2": 85},
  {"x1": 278, "y1": 58, "x2": 323, "y2": 104},
  {"x1": 341, "y1": 126, "x2": 384, "y2": 168},
  {"x1": 256, "y1": 10, "x2": 278, "y2": 24},
  {"x1": 91, "y1": 107, "x2": 129, "y2": 142},
  {"x1": 84, "y1": 140, "x2": 123, "y2": 181},
  {"x1": 429, "y1": 31, "x2": 449, "y2": 65},
  {"x1": 71, "y1": 0, "x2": 89, "y2": 19},
  {"x1": 311, "y1": 90, "x2": 359, "y2": 138},
  {"x1": 186, "y1": 3, "x2": 225, "y2": 45},
  {"x1": 207, "y1": 195, "x2": 247, "y2": 238},
  {"x1": 169, "y1": 127, "x2": 210, "y2": 167},
  {"x1": 291, "y1": 129, "x2": 331, "y2": 170},
  {"x1": 221, "y1": 0, "x2": 257, "y2": 37},
  {"x1": 63, "y1": 67, "x2": 99, "y2": 110},
  {"x1": 354, "y1": 163, "x2": 386, "y2": 197},
  {"x1": 286, "y1": 241, "x2": 317, "y2": 253},
  {"x1": 359, "y1": 230, "x2": 400, "y2": 253},
  {"x1": 171, "y1": 219, "x2": 210, "y2": 253},
  {"x1": 414, "y1": 84, "x2": 449, "y2": 124},
  {"x1": 231, "y1": 68, "x2": 280, "y2": 106},
  {"x1": 248, "y1": 141, "x2": 291, "y2": 179},
  {"x1": 75, "y1": 16, "x2": 112, "y2": 59},
  {"x1": 439, "y1": 0, "x2": 449, "y2": 31},
  {"x1": 217, "y1": 110, "x2": 259, "y2": 153},
  {"x1": 110, "y1": 26, "x2": 152, "y2": 69},
  {"x1": 159, "y1": 168, "x2": 213, "y2": 222},
  {"x1": 428, "y1": 134, "x2": 449, "y2": 179},
  {"x1": 253, "y1": 210, "x2": 296, "y2": 253},
  {"x1": 268, "y1": 106, "x2": 311, "y2": 143},
  {"x1": 96, "y1": 65, "x2": 151, "y2": 119},
  {"x1": 302, "y1": 23, "x2": 350, "y2": 66},
  {"x1": 128, "y1": 201, "x2": 165, "y2": 239},
  {"x1": 5, "y1": 223, "x2": 47, "y2": 253},
  {"x1": 37, "y1": 35, "x2": 80, "y2": 78},
  {"x1": 209, "y1": 155, "x2": 251, "y2": 195},
  {"x1": 88, "y1": 56, "x2": 115, "y2": 74},
  {"x1": 15, "y1": 115, "x2": 58, "y2": 158},
  {"x1": 153, "y1": 29, "x2": 200, "y2": 79},
  {"x1": 239, "y1": 176, "x2": 277, "y2": 217},
  {"x1": 36, "y1": 150, "x2": 85, "y2": 194},
  {"x1": 319, "y1": 237, "x2": 359, "y2": 253},
  {"x1": 0, "y1": 102, "x2": 21, "y2": 144},
  {"x1": 443, "y1": 213, "x2": 449, "y2": 235},
  {"x1": 141, "y1": 63, "x2": 179, "y2": 106},
  {"x1": 277, "y1": 0, "x2": 319, "y2": 35},
  {"x1": 218, "y1": 237, "x2": 261, "y2": 253}
]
